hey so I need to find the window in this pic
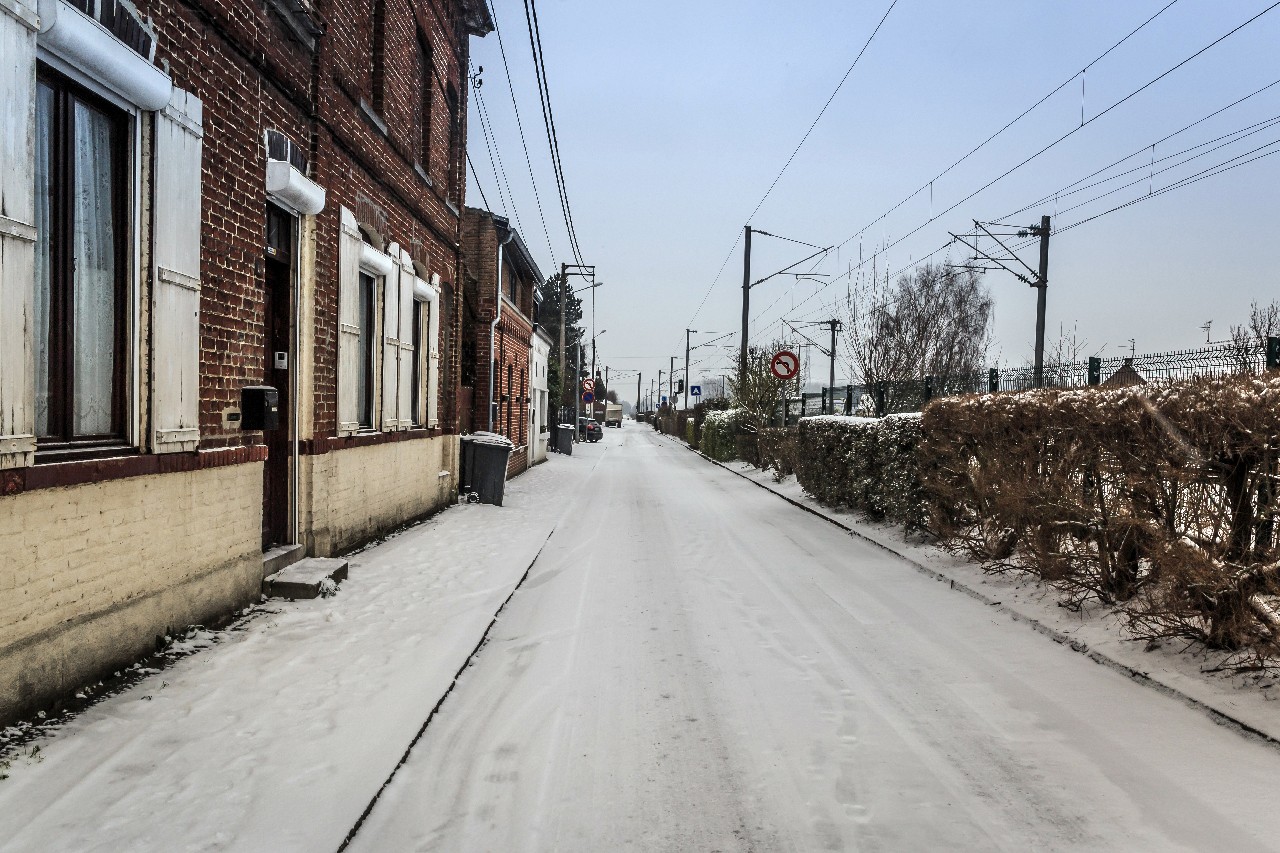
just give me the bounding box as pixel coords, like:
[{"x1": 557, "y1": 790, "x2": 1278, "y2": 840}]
[
  {"x1": 356, "y1": 271, "x2": 376, "y2": 428},
  {"x1": 410, "y1": 300, "x2": 424, "y2": 424},
  {"x1": 505, "y1": 363, "x2": 513, "y2": 439},
  {"x1": 446, "y1": 82, "x2": 459, "y2": 201},
  {"x1": 34, "y1": 67, "x2": 130, "y2": 455},
  {"x1": 416, "y1": 31, "x2": 433, "y2": 170},
  {"x1": 370, "y1": 0, "x2": 387, "y2": 114}
]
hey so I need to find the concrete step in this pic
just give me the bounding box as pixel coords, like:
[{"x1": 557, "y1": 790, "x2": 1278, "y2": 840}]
[
  {"x1": 262, "y1": 543, "x2": 305, "y2": 576},
  {"x1": 264, "y1": 557, "x2": 349, "y2": 600}
]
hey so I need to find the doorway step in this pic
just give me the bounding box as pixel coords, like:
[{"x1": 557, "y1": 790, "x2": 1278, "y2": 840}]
[{"x1": 263, "y1": 557, "x2": 349, "y2": 600}]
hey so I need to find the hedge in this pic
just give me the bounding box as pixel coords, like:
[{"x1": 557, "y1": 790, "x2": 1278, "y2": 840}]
[
  {"x1": 701, "y1": 408, "x2": 748, "y2": 462},
  {"x1": 922, "y1": 376, "x2": 1280, "y2": 657},
  {"x1": 793, "y1": 414, "x2": 926, "y2": 529}
]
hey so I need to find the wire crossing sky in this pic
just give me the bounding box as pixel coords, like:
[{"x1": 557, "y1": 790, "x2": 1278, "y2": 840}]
[{"x1": 468, "y1": 0, "x2": 1280, "y2": 400}]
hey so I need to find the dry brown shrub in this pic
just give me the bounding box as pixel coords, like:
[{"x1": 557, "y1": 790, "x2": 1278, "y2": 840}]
[{"x1": 921, "y1": 375, "x2": 1280, "y2": 659}]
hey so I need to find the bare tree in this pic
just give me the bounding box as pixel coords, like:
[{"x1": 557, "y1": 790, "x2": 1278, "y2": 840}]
[
  {"x1": 730, "y1": 340, "x2": 791, "y2": 427},
  {"x1": 842, "y1": 263, "x2": 992, "y2": 410},
  {"x1": 1229, "y1": 300, "x2": 1280, "y2": 374}
]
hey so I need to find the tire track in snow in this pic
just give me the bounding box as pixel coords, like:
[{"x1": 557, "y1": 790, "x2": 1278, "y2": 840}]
[{"x1": 336, "y1": 446, "x2": 610, "y2": 852}]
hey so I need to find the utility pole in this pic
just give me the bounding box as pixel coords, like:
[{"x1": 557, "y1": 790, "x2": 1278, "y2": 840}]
[
  {"x1": 684, "y1": 329, "x2": 695, "y2": 411},
  {"x1": 658, "y1": 370, "x2": 664, "y2": 408},
  {"x1": 1033, "y1": 215, "x2": 1050, "y2": 388},
  {"x1": 558, "y1": 263, "x2": 567, "y2": 416},
  {"x1": 636, "y1": 373, "x2": 641, "y2": 416},
  {"x1": 573, "y1": 343, "x2": 582, "y2": 436},
  {"x1": 824, "y1": 318, "x2": 842, "y2": 412},
  {"x1": 739, "y1": 225, "x2": 752, "y2": 381},
  {"x1": 669, "y1": 355, "x2": 675, "y2": 408}
]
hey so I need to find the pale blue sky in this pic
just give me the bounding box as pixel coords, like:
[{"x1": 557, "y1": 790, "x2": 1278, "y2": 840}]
[{"x1": 467, "y1": 0, "x2": 1280, "y2": 404}]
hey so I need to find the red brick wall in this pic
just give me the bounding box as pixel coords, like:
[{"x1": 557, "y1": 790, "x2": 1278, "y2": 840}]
[{"x1": 138, "y1": 0, "x2": 477, "y2": 447}]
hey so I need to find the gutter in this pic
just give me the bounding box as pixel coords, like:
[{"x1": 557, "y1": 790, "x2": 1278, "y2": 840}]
[{"x1": 488, "y1": 229, "x2": 516, "y2": 432}]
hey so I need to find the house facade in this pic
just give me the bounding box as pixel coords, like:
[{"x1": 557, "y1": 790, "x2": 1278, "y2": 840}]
[
  {"x1": 459, "y1": 207, "x2": 542, "y2": 478},
  {"x1": 0, "y1": 0, "x2": 491, "y2": 721},
  {"x1": 529, "y1": 327, "x2": 551, "y2": 466}
]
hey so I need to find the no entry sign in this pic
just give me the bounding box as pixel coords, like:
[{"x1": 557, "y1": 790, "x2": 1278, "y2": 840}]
[{"x1": 771, "y1": 350, "x2": 800, "y2": 380}]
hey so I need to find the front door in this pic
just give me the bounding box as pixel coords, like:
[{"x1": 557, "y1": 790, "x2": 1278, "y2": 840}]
[{"x1": 262, "y1": 204, "x2": 294, "y2": 549}]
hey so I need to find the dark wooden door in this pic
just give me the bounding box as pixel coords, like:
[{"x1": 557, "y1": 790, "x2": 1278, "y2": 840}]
[{"x1": 262, "y1": 206, "x2": 293, "y2": 549}]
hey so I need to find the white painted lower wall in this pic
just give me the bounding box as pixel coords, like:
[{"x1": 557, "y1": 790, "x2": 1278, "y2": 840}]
[
  {"x1": 301, "y1": 434, "x2": 459, "y2": 557},
  {"x1": 0, "y1": 462, "x2": 263, "y2": 721}
]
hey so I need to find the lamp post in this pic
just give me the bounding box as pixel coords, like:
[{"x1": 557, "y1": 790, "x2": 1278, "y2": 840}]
[{"x1": 558, "y1": 264, "x2": 597, "y2": 414}]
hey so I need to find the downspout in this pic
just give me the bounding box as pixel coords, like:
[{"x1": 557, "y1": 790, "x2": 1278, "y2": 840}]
[{"x1": 488, "y1": 228, "x2": 515, "y2": 432}]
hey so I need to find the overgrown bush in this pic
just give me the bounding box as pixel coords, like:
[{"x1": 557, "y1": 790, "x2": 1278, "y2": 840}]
[
  {"x1": 684, "y1": 418, "x2": 697, "y2": 448},
  {"x1": 701, "y1": 408, "x2": 747, "y2": 462},
  {"x1": 793, "y1": 414, "x2": 926, "y2": 529},
  {"x1": 922, "y1": 376, "x2": 1280, "y2": 660},
  {"x1": 757, "y1": 427, "x2": 800, "y2": 481}
]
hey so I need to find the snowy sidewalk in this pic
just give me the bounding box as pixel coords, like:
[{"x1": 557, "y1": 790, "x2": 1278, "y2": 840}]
[
  {"x1": 0, "y1": 446, "x2": 601, "y2": 852},
  {"x1": 678, "y1": 437, "x2": 1280, "y2": 751}
]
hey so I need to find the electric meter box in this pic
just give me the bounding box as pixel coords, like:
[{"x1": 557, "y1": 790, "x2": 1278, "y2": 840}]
[{"x1": 240, "y1": 385, "x2": 280, "y2": 430}]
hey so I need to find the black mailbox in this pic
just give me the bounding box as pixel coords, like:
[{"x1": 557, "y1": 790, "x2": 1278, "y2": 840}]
[{"x1": 241, "y1": 385, "x2": 280, "y2": 430}]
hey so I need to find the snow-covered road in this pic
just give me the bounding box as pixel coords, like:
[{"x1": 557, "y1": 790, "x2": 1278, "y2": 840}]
[
  {"x1": 6, "y1": 425, "x2": 1280, "y2": 852},
  {"x1": 349, "y1": 427, "x2": 1280, "y2": 853}
]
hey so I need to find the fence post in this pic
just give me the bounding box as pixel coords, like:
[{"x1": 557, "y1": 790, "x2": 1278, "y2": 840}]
[
  {"x1": 874, "y1": 382, "x2": 887, "y2": 417},
  {"x1": 1268, "y1": 336, "x2": 1280, "y2": 371},
  {"x1": 987, "y1": 368, "x2": 998, "y2": 394},
  {"x1": 821, "y1": 387, "x2": 828, "y2": 415},
  {"x1": 1088, "y1": 356, "x2": 1101, "y2": 386},
  {"x1": 923, "y1": 375, "x2": 934, "y2": 403},
  {"x1": 844, "y1": 384, "x2": 853, "y2": 415}
]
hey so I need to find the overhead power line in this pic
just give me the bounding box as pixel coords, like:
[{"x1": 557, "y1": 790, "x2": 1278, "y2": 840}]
[
  {"x1": 682, "y1": 0, "x2": 901, "y2": 330},
  {"x1": 757, "y1": 4, "x2": 1280, "y2": 338},
  {"x1": 485, "y1": 0, "x2": 559, "y2": 269},
  {"x1": 522, "y1": 0, "x2": 584, "y2": 264}
]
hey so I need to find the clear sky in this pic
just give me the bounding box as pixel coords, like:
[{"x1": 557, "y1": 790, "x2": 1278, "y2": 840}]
[{"x1": 466, "y1": 0, "x2": 1280, "y2": 406}]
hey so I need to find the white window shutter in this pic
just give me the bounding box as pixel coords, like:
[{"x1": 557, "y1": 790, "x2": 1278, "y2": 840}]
[
  {"x1": 0, "y1": 0, "x2": 38, "y2": 469},
  {"x1": 151, "y1": 88, "x2": 203, "y2": 453},
  {"x1": 426, "y1": 280, "x2": 440, "y2": 429},
  {"x1": 336, "y1": 207, "x2": 363, "y2": 436},
  {"x1": 396, "y1": 255, "x2": 414, "y2": 427},
  {"x1": 380, "y1": 245, "x2": 401, "y2": 431}
]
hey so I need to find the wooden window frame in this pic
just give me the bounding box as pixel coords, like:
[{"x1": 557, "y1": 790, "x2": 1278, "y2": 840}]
[
  {"x1": 416, "y1": 29, "x2": 433, "y2": 172},
  {"x1": 410, "y1": 300, "x2": 424, "y2": 426},
  {"x1": 35, "y1": 64, "x2": 132, "y2": 463},
  {"x1": 370, "y1": 0, "x2": 388, "y2": 115},
  {"x1": 357, "y1": 271, "x2": 377, "y2": 429}
]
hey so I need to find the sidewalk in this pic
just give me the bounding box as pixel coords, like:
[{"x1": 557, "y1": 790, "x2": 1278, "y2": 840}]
[
  {"x1": 674, "y1": 437, "x2": 1280, "y2": 751},
  {"x1": 0, "y1": 447, "x2": 600, "y2": 853}
]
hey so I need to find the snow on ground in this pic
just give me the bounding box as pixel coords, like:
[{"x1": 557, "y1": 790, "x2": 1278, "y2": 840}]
[
  {"x1": 346, "y1": 428, "x2": 1280, "y2": 852},
  {"x1": 718, "y1": 455, "x2": 1280, "y2": 745},
  {"x1": 0, "y1": 446, "x2": 600, "y2": 852},
  {"x1": 8, "y1": 428, "x2": 1280, "y2": 852}
]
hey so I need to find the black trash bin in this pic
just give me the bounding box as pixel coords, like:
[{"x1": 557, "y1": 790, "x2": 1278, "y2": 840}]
[
  {"x1": 460, "y1": 432, "x2": 514, "y2": 505},
  {"x1": 555, "y1": 423, "x2": 574, "y2": 455}
]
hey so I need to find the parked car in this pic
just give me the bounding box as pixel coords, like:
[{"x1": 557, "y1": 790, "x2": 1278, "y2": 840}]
[{"x1": 584, "y1": 419, "x2": 603, "y2": 442}]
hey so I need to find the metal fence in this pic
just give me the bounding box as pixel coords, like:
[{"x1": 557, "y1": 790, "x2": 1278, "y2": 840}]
[{"x1": 773, "y1": 338, "x2": 1279, "y2": 421}]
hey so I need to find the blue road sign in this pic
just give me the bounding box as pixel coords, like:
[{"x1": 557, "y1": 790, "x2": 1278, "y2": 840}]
[
  {"x1": 690, "y1": 385, "x2": 702, "y2": 397},
  {"x1": 582, "y1": 391, "x2": 595, "y2": 404}
]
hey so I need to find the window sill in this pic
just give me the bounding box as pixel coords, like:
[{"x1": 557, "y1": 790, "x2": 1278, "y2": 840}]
[
  {"x1": 358, "y1": 100, "x2": 389, "y2": 137},
  {"x1": 414, "y1": 162, "x2": 433, "y2": 187},
  {"x1": 35, "y1": 442, "x2": 138, "y2": 465}
]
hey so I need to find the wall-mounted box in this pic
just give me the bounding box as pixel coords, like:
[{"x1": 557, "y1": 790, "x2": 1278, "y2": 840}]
[{"x1": 241, "y1": 386, "x2": 279, "y2": 430}]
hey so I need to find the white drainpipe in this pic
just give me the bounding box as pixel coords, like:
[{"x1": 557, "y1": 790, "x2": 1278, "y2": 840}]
[{"x1": 488, "y1": 229, "x2": 516, "y2": 432}]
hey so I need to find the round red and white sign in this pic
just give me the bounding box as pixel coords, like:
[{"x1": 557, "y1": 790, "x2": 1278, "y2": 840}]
[
  {"x1": 771, "y1": 350, "x2": 800, "y2": 380},
  {"x1": 582, "y1": 378, "x2": 596, "y2": 392}
]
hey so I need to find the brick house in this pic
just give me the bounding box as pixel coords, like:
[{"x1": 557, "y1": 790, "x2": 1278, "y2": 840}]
[
  {"x1": 459, "y1": 208, "x2": 543, "y2": 478},
  {"x1": 0, "y1": 0, "x2": 492, "y2": 722}
]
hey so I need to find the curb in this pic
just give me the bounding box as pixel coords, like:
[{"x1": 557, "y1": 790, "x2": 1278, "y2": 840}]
[{"x1": 660, "y1": 434, "x2": 1280, "y2": 752}]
